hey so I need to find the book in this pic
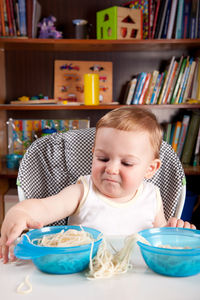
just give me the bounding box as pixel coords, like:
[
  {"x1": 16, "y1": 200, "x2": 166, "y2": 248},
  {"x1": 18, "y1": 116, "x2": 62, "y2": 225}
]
[
  {"x1": 196, "y1": 57, "x2": 200, "y2": 100},
  {"x1": 157, "y1": 0, "x2": 169, "y2": 38},
  {"x1": 151, "y1": 0, "x2": 161, "y2": 38},
  {"x1": 5, "y1": 0, "x2": 14, "y2": 35},
  {"x1": 131, "y1": 72, "x2": 147, "y2": 104},
  {"x1": 9, "y1": 0, "x2": 17, "y2": 36},
  {"x1": 166, "y1": 0, "x2": 178, "y2": 39},
  {"x1": 189, "y1": 0, "x2": 198, "y2": 38},
  {"x1": 18, "y1": 0, "x2": 27, "y2": 36},
  {"x1": 177, "y1": 115, "x2": 190, "y2": 158},
  {"x1": 171, "y1": 121, "x2": 182, "y2": 152},
  {"x1": 182, "y1": 0, "x2": 192, "y2": 39},
  {"x1": 138, "y1": 73, "x2": 151, "y2": 104},
  {"x1": 154, "y1": 0, "x2": 166, "y2": 38},
  {"x1": 148, "y1": 0, "x2": 154, "y2": 38},
  {"x1": 175, "y1": 0, "x2": 184, "y2": 38},
  {"x1": 145, "y1": 70, "x2": 159, "y2": 104},
  {"x1": 197, "y1": 0, "x2": 200, "y2": 37},
  {"x1": 170, "y1": 57, "x2": 187, "y2": 104},
  {"x1": 178, "y1": 57, "x2": 194, "y2": 103},
  {"x1": 192, "y1": 124, "x2": 200, "y2": 166},
  {"x1": 190, "y1": 57, "x2": 200, "y2": 99},
  {"x1": 26, "y1": 0, "x2": 33, "y2": 38},
  {"x1": 158, "y1": 56, "x2": 175, "y2": 104},
  {"x1": 125, "y1": 78, "x2": 137, "y2": 105},
  {"x1": 150, "y1": 73, "x2": 161, "y2": 104},
  {"x1": 166, "y1": 55, "x2": 184, "y2": 103},
  {"x1": 182, "y1": 60, "x2": 196, "y2": 102},
  {"x1": 152, "y1": 72, "x2": 164, "y2": 104},
  {"x1": 163, "y1": 61, "x2": 178, "y2": 104},
  {"x1": 175, "y1": 56, "x2": 190, "y2": 104},
  {"x1": 164, "y1": 122, "x2": 172, "y2": 144},
  {"x1": 0, "y1": 0, "x2": 6, "y2": 36},
  {"x1": 181, "y1": 112, "x2": 200, "y2": 165},
  {"x1": 32, "y1": 0, "x2": 41, "y2": 38},
  {"x1": 3, "y1": 0, "x2": 9, "y2": 35},
  {"x1": 161, "y1": 0, "x2": 172, "y2": 39}
]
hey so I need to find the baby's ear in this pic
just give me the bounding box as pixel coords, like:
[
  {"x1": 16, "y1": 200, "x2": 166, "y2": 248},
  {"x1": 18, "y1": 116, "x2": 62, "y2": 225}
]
[{"x1": 145, "y1": 159, "x2": 161, "y2": 179}]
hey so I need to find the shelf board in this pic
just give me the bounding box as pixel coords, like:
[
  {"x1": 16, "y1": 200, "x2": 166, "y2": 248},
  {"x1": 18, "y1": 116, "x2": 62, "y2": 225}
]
[
  {"x1": 0, "y1": 104, "x2": 200, "y2": 111},
  {"x1": 1, "y1": 38, "x2": 200, "y2": 52}
]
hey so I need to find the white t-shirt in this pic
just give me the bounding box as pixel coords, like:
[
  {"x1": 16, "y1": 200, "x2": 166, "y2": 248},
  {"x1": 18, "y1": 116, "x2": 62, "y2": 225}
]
[{"x1": 68, "y1": 175, "x2": 162, "y2": 235}]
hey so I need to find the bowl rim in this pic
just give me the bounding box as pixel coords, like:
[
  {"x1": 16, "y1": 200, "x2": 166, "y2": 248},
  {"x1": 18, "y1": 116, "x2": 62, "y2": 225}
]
[
  {"x1": 137, "y1": 227, "x2": 200, "y2": 255},
  {"x1": 14, "y1": 225, "x2": 103, "y2": 258}
]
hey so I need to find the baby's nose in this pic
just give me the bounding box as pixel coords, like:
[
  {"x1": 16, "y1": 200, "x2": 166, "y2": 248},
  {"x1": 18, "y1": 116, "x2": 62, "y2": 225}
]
[{"x1": 105, "y1": 163, "x2": 119, "y2": 175}]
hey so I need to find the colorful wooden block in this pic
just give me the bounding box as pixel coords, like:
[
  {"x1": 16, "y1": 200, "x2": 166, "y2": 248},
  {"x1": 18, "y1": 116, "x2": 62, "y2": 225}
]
[{"x1": 97, "y1": 6, "x2": 143, "y2": 40}]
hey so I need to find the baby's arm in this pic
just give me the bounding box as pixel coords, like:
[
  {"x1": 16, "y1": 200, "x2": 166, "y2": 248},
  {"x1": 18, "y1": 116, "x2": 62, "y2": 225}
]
[{"x1": 0, "y1": 182, "x2": 84, "y2": 263}]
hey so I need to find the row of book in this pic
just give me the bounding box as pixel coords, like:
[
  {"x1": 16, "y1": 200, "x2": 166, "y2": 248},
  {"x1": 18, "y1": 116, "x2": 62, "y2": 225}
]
[
  {"x1": 7, "y1": 118, "x2": 90, "y2": 155},
  {"x1": 0, "y1": 0, "x2": 41, "y2": 38},
  {"x1": 163, "y1": 112, "x2": 200, "y2": 166},
  {"x1": 123, "y1": 55, "x2": 199, "y2": 105},
  {"x1": 123, "y1": 0, "x2": 200, "y2": 39}
]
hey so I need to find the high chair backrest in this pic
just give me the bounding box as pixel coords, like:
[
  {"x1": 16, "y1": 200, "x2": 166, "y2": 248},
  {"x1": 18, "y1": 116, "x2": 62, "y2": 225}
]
[{"x1": 17, "y1": 128, "x2": 186, "y2": 225}]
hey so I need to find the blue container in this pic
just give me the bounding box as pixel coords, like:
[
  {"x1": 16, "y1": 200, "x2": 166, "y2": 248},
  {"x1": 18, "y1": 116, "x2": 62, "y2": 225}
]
[
  {"x1": 137, "y1": 227, "x2": 200, "y2": 277},
  {"x1": 14, "y1": 225, "x2": 102, "y2": 274},
  {"x1": 181, "y1": 191, "x2": 198, "y2": 222},
  {"x1": 6, "y1": 154, "x2": 23, "y2": 169}
]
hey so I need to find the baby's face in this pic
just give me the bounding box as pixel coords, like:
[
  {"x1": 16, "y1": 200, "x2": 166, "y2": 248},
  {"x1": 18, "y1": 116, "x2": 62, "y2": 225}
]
[{"x1": 92, "y1": 127, "x2": 157, "y2": 202}]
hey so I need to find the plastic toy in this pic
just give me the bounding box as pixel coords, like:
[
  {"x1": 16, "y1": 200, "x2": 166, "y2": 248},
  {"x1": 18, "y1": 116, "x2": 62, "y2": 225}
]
[
  {"x1": 38, "y1": 16, "x2": 62, "y2": 39},
  {"x1": 97, "y1": 6, "x2": 142, "y2": 40}
]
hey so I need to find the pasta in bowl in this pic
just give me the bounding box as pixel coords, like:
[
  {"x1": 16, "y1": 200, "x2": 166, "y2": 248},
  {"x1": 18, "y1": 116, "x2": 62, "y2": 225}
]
[
  {"x1": 14, "y1": 225, "x2": 103, "y2": 274},
  {"x1": 137, "y1": 227, "x2": 200, "y2": 277}
]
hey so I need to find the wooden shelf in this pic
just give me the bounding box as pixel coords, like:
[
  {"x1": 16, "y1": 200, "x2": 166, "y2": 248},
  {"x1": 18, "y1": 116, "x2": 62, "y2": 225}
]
[
  {"x1": 1, "y1": 38, "x2": 200, "y2": 52},
  {"x1": 0, "y1": 104, "x2": 200, "y2": 111},
  {"x1": 183, "y1": 165, "x2": 200, "y2": 176}
]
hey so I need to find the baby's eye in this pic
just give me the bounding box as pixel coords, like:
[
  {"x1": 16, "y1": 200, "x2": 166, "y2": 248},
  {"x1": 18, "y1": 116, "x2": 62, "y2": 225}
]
[
  {"x1": 122, "y1": 161, "x2": 133, "y2": 167},
  {"x1": 98, "y1": 157, "x2": 109, "y2": 162}
]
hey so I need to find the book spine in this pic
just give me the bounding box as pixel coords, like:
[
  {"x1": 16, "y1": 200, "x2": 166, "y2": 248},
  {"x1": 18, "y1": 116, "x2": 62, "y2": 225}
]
[
  {"x1": 145, "y1": 70, "x2": 159, "y2": 104},
  {"x1": 181, "y1": 113, "x2": 200, "y2": 164},
  {"x1": 150, "y1": 73, "x2": 161, "y2": 104},
  {"x1": 157, "y1": 0, "x2": 169, "y2": 38},
  {"x1": 178, "y1": 57, "x2": 194, "y2": 103},
  {"x1": 182, "y1": 0, "x2": 191, "y2": 39},
  {"x1": 5, "y1": 0, "x2": 13, "y2": 35},
  {"x1": 158, "y1": 56, "x2": 175, "y2": 104},
  {"x1": 182, "y1": 60, "x2": 196, "y2": 102},
  {"x1": 163, "y1": 61, "x2": 178, "y2": 104},
  {"x1": 167, "y1": 0, "x2": 178, "y2": 39},
  {"x1": 175, "y1": 0, "x2": 184, "y2": 38},
  {"x1": 126, "y1": 78, "x2": 137, "y2": 105},
  {"x1": 175, "y1": 56, "x2": 190, "y2": 103},
  {"x1": 26, "y1": 0, "x2": 33, "y2": 38},
  {"x1": 153, "y1": 72, "x2": 164, "y2": 104},
  {"x1": 193, "y1": 125, "x2": 200, "y2": 166},
  {"x1": 18, "y1": 0, "x2": 27, "y2": 36},
  {"x1": 176, "y1": 115, "x2": 190, "y2": 158},
  {"x1": 189, "y1": 0, "x2": 197, "y2": 39},
  {"x1": 151, "y1": 0, "x2": 160, "y2": 38},
  {"x1": 170, "y1": 57, "x2": 187, "y2": 104},
  {"x1": 171, "y1": 121, "x2": 182, "y2": 152},
  {"x1": 197, "y1": 0, "x2": 200, "y2": 37},
  {"x1": 3, "y1": 0, "x2": 9, "y2": 35},
  {"x1": 165, "y1": 122, "x2": 172, "y2": 144},
  {"x1": 9, "y1": 0, "x2": 17, "y2": 36},
  {"x1": 0, "y1": 0, "x2": 6, "y2": 36},
  {"x1": 132, "y1": 72, "x2": 147, "y2": 104},
  {"x1": 161, "y1": 0, "x2": 172, "y2": 39},
  {"x1": 138, "y1": 73, "x2": 151, "y2": 104}
]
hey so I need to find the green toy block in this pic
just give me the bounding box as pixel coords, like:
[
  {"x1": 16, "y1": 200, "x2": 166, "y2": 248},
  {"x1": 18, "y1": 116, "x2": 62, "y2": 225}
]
[
  {"x1": 97, "y1": 6, "x2": 118, "y2": 40},
  {"x1": 97, "y1": 6, "x2": 142, "y2": 40}
]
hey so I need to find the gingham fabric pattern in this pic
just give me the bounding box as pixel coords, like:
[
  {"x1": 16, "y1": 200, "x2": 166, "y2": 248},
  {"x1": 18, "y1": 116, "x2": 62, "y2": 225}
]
[{"x1": 17, "y1": 128, "x2": 185, "y2": 225}]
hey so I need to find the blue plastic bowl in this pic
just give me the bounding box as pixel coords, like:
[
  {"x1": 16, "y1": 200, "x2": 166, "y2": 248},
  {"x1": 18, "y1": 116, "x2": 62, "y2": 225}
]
[
  {"x1": 137, "y1": 227, "x2": 200, "y2": 277},
  {"x1": 14, "y1": 225, "x2": 103, "y2": 274}
]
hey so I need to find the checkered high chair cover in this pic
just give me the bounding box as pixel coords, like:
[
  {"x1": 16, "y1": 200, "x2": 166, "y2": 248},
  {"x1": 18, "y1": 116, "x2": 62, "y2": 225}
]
[{"x1": 17, "y1": 128, "x2": 186, "y2": 225}]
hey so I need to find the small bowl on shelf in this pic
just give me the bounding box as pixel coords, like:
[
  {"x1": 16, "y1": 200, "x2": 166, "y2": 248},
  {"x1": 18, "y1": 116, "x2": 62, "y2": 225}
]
[
  {"x1": 14, "y1": 225, "x2": 103, "y2": 274},
  {"x1": 137, "y1": 227, "x2": 200, "y2": 277}
]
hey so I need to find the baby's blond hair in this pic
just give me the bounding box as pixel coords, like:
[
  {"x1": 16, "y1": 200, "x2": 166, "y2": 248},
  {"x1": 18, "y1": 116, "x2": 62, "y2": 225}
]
[{"x1": 96, "y1": 106, "x2": 163, "y2": 159}]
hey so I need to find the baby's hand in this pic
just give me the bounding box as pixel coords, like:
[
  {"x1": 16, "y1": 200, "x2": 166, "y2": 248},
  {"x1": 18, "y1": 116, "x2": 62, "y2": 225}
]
[
  {"x1": 0, "y1": 208, "x2": 42, "y2": 263},
  {"x1": 167, "y1": 217, "x2": 196, "y2": 229}
]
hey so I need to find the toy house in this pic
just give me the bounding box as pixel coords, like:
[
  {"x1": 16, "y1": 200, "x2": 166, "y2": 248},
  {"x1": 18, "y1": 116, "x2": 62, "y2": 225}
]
[{"x1": 97, "y1": 6, "x2": 142, "y2": 40}]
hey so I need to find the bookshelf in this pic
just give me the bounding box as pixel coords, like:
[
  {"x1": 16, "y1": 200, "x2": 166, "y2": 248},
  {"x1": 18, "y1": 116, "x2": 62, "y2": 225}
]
[{"x1": 0, "y1": 0, "x2": 200, "y2": 226}]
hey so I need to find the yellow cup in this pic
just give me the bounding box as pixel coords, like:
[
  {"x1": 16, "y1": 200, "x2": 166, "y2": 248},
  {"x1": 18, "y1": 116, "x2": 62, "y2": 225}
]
[{"x1": 84, "y1": 73, "x2": 99, "y2": 105}]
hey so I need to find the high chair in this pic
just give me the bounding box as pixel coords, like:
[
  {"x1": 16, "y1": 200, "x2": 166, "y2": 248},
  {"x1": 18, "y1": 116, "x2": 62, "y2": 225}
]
[{"x1": 17, "y1": 128, "x2": 186, "y2": 225}]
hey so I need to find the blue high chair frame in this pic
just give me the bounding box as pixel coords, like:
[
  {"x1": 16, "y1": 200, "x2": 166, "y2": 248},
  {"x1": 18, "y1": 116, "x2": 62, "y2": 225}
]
[{"x1": 17, "y1": 128, "x2": 186, "y2": 225}]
